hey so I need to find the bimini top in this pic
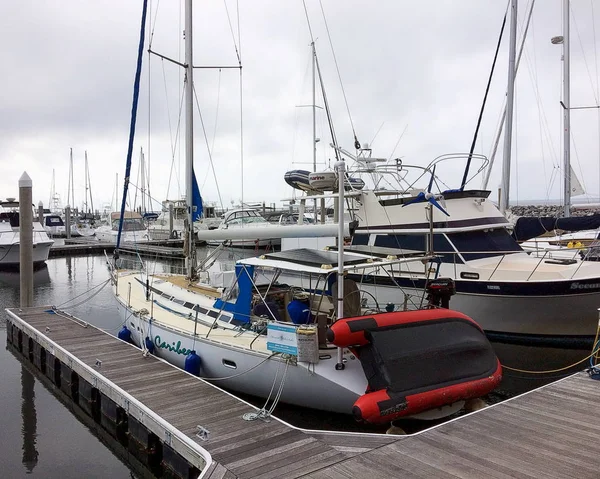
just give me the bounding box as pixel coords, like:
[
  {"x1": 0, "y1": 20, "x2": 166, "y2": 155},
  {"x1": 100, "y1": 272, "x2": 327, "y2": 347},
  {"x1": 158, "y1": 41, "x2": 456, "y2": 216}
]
[
  {"x1": 238, "y1": 247, "x2": 431, "y2": 274},
  {"x1": 110, "y1": 211, "x2": 143, "y2": 221}
]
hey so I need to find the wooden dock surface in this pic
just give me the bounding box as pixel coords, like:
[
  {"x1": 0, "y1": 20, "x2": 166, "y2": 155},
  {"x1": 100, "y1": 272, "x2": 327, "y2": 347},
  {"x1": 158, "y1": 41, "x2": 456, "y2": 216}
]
[{"x1": 7, "y1": 306, "x2": 600, "y2": 478}]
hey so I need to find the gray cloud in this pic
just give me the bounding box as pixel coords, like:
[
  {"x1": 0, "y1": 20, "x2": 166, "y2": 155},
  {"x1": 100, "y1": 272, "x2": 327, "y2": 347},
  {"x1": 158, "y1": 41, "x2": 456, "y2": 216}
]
[{"x1": 1, "y1": 0, "x2": 599, "y2": 212}]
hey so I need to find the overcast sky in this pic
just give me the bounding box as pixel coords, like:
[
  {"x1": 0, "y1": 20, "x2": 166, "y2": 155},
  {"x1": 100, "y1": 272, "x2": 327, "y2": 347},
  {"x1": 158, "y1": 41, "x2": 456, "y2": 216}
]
[{"x1": 2, "y1": 0, "x2": 600, "y2": 213}]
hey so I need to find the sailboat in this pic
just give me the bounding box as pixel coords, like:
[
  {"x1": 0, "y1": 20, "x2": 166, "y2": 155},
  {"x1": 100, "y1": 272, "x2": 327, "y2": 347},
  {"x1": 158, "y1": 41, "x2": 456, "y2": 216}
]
[
  {"x1": 110, "y1": 0, "x2": 501, "y2": 422},
  {"x1": 499, "y1": 1, "x2": 600, "y2": 258}
]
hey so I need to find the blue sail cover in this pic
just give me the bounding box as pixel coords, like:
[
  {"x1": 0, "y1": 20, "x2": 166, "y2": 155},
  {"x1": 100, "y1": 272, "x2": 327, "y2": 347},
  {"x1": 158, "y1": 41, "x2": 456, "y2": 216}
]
[
  {"x1": 116, "y1": 0, "x2": 148, "y2": 249},
  {"x1": 192, "y1": 167, "x2": 203, "y2": 221},
  {"x1": 512, "y1": 214, "x2": 600, "y2": 242}
]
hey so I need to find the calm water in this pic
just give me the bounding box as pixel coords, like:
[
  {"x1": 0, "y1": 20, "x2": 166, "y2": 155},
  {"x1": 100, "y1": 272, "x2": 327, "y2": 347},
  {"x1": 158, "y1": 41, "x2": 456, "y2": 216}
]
[
  {"x1": 0, "y1": 252, "x2": 594, "y2": 476},
  {"x1": 0, "y1": 257, "x2": 134, "y2": 478}
]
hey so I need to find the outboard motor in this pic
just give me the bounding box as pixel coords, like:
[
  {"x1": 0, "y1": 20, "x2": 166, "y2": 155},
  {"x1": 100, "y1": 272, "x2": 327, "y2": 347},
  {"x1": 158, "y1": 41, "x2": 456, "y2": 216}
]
[{"x1": 426, "y1": 277, "x2": 456, "y2": 309}]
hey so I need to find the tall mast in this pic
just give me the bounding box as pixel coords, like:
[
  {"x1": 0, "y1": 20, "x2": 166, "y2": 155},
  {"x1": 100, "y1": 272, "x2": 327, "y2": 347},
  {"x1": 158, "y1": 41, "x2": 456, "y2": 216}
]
[
  {"x1": 184, "y1": 0, "x2": 195, "y2": 278},
  {"x1": 562, "y1": 0, "x2": 571, "y2": 217},
  {"x1": 140, "y1": 147, "x2": 146, "y2": 213},
  {"x1": 49, "y1": 169, "x2": 55, "y2": 212},
  {"x1": 86, "y1": 153, "x2": 94, "y2": 214},
  {"x1": 84, "y1": 151, "x2": 89, "y2": 213},
  {"x1": 67, "y1": 148, "x2": 74, "y2": 209},
  {"x1": 71, "y1": 149, "x2": 75, "y2": 210},
  {"x1": 311, "y1": 41, "x2": 318, "y2": 222},
  {"x1": 499, "y1": 0, "x2": 518, "y2": 215}
]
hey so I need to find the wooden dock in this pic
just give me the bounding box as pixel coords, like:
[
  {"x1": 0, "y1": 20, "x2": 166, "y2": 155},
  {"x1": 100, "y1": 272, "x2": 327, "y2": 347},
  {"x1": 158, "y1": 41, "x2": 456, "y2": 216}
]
[{"x1": 6, "y1": 306, "x2": 600, "y2": 478}]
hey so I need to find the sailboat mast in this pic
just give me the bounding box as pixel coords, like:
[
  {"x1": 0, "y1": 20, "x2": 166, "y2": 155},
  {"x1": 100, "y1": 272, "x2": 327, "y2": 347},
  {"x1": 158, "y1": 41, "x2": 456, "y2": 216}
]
[
  {"x1": 500, "y1": 0, "x2": 517, "y2": 215},
  {"x1": 71, "y1": 149, "x2": 75, "y2": 211},
  {"x1": 312, "y1": 41, "x2": 318, "y2": 222},
  {"x1": 87, "y1": 154, "x2": 94, "y2": 214},
  {"x1": 67, "y1": 148, "x2": 73, "y2": 209},
  {"x1": 49, "y1": 169, "x2": 55, "y2": 212},
  {"x1": 184, "y1": 0, "x2": 195, "y2": 278},
  {"x1": 140, "y1": 147, "x2": 146, "y2": 214},
  {"x1": 562, "y1": 0, "x2": 571, "y2": 217},
  {"x1": 84, "y1": 151, "x2": 89, "y2": 213}
]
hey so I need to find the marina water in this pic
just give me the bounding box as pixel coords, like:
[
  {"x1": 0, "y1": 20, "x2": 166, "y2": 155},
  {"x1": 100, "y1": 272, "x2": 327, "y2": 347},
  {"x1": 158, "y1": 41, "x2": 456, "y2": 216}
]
[{"x1": 0, "y1": 250, "x2": 592, "y2": 476}]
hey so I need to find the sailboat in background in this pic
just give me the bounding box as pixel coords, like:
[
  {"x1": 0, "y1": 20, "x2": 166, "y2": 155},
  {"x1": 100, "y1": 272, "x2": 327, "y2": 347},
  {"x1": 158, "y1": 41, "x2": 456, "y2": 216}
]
[
  {"x1": 75, "y1": 151, "x2": 96, "y2": 237},
  {"x1": 508, "y1": 0, "x2": 600, "y2": 257}
]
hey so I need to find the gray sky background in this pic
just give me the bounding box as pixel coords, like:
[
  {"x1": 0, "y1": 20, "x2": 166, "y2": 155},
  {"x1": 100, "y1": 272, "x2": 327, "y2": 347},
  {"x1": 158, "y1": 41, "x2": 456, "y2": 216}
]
[{"x1": 2, "y1": 0, "x2": 600, "y2": 212}]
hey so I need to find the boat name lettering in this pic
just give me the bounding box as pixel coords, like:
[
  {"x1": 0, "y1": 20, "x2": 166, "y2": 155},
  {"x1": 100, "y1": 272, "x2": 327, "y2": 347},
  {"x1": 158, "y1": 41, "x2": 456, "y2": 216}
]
[
  {"x1": 570, "y1": 282, "x2": 600, "y2": 290},
  {"x1": 154, "y1": 335, "x2": 190, "y2": 356},
  {"x1": 487, "y1": 285, "x2": 500, "y2": 290}
]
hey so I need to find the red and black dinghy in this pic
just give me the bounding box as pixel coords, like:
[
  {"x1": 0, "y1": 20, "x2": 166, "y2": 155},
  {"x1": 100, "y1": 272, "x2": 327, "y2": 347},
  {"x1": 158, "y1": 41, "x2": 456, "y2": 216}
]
[{"x1": 327, "y1": 308, "x2": 502, "y2": 424}]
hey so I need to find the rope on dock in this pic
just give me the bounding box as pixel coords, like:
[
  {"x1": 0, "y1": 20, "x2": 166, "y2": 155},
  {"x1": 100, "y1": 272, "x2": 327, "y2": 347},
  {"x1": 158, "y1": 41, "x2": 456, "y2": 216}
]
[{"x1": 243, "y1": 357, "x2": 291, "y2": 421}]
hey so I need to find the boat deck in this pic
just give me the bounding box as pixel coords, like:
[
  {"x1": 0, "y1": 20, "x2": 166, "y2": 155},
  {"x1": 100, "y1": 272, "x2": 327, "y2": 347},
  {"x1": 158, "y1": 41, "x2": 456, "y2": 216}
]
[{"x1": 6, "y1": 306, "x2": 600, "y2": 478}]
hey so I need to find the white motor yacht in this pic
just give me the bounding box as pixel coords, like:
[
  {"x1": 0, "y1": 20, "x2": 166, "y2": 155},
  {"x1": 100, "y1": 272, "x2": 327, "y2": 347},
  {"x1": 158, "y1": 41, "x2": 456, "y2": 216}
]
[
  {"x1": 0, "y1": 200, "x2": 53, "y2": 268},
  {"x1": 288, "y1": 149, "x2": 600, "y2": 341},
  {"x1": 207, "y1": 208, "x2": 282, "y2": 248}
]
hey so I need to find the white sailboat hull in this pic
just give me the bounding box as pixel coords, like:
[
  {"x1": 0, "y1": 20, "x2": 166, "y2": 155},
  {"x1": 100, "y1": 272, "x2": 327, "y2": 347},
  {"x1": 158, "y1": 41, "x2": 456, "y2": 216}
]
[
  {"x1": 95, "y1": 228, "x2": 150, "y2": 243},
  {"x1": 114, "y1": 286, "x2": 366, "y2": 414}
]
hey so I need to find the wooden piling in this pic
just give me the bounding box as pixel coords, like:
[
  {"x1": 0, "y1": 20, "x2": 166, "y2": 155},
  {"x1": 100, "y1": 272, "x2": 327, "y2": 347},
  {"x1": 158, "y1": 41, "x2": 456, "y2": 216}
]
[{"x1": 19, "y1": 172, "x2": 33, "y2": 308}]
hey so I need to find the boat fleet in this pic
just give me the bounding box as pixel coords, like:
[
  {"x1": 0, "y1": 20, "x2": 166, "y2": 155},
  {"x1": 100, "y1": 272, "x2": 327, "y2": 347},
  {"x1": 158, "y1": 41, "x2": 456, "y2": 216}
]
[{"x1": 11, "y1": 0, "x2": 600, "y2": 430}]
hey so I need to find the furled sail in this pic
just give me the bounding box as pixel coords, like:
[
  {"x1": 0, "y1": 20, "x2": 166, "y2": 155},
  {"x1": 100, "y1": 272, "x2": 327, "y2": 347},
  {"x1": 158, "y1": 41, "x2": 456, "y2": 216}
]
[{"x1": 192, "y1": 167, "x2": 203, "y2": 221}]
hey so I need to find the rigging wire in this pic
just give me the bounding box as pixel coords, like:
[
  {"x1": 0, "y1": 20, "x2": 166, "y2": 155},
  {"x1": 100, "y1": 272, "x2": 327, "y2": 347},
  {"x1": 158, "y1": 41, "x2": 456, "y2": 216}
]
[
  {"x1": 290, "y1": 51, "x2": 313, "y2": 167},
  {"x1": 318, "y1": 0, "x2": 358, "y2": 146},
  {"x1": 192, "y1": 84, "x2": 225, "y2": 210},
  {"x1": 460, "y1": 1, "x2": 508, "y2": 190},
  {"x1": 527, "y1": 11, "x2": 551, "y2": 199},
  {"x1": 570, "y1": 3, "x2": 600, "y2": 195},
  {"x1": 200, "y1": 68, "x2": 222, "y2": 189},
  {"x1": 592, "y1": 0, "x2": 600, "y2": 199},
  {"x1": 314, "y1": 52, "x2": 342, "y2": 162},
  {"x1": 387, "y1": 124, "x2": 408, "y2": 161},
  {"x1": 369, "y1": 122, "x2": 385, "y2": 150},
  {"x1": 166, "y1": 78, "x2": 185, "y2": 200},
  {"x1": 223, "y1": 0, "x2": 242, "y2": 64}
]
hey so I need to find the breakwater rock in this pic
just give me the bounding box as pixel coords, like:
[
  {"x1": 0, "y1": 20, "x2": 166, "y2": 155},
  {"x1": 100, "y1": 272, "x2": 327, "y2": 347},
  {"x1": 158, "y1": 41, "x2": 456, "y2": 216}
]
[{"x1": 509, "y1": 205, "x2": 600, "y2": 218}]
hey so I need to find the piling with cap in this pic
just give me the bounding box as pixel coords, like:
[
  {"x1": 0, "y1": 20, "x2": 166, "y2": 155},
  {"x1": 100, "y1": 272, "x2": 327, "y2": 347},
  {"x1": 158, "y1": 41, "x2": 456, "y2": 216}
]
[
  {"x1": 65, "y1": 205, "x2": 71, "y2": 239},
  {"x1": 19, "y1": 172, "x2": 33, "y2": 308},
  {"x1": 37, "y1": 202, "x2": 44, "y2": 225}
]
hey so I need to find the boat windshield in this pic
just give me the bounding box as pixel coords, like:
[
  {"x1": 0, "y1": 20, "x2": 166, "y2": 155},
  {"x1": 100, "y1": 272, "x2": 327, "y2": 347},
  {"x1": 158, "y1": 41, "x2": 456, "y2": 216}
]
[
  {"x1": 112, "y1": 218, "x2": 146, "y2": 231},
  {"x1": 227, "y1": 216, "x2": 267, "y2": 226},
  {"x1": 45, "y1": 216, "x2": 64, "y2": 226},
  {"x1": 225, "y1": 210, "x2": 267, "y2": 226},
  {"x1": 446, "y1": 229, "x2": 522, "y2": 260}
]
